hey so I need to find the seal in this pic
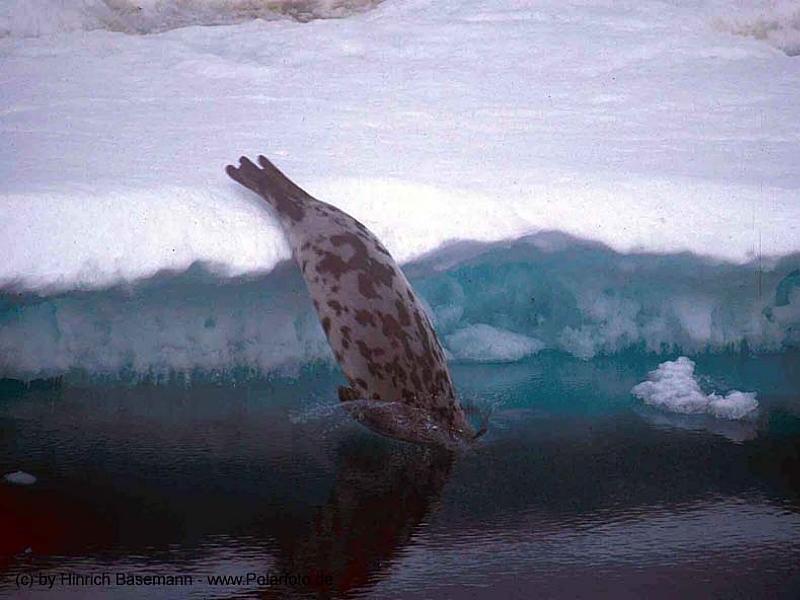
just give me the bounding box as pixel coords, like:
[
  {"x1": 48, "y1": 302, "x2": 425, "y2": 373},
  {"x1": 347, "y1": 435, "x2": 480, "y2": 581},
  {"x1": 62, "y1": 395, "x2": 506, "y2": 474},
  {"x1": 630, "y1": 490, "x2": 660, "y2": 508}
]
[{"x1": 225, "y1": 155, "x2": 478, "y2": 448}]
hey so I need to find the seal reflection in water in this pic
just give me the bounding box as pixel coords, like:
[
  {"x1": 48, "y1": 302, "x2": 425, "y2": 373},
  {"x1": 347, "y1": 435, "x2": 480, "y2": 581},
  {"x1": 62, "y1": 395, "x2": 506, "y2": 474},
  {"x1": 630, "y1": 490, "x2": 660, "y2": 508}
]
[
  {"x1": 262, "y1": 441, "x2": 453, "y2": 599},
  {"x1": 226, "y1": 156, "x2": 480, "y2": 448}
]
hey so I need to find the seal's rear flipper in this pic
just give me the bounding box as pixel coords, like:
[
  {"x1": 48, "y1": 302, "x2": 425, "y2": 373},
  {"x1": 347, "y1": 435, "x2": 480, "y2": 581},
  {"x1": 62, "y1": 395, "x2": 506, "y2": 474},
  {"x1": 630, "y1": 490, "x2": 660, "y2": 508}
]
[
  {"x1": 225, "y1": 155, "x2": 310, "y2": 200},
  {"x1": 226, "y1": 155, "x2": 310, "y2": 223},
  {"x1": 225, "y1": 156, "x2": 265, "y2": 194},
  {"x1": 256, "y1": 155, "x2": 309, "y2": 198}
]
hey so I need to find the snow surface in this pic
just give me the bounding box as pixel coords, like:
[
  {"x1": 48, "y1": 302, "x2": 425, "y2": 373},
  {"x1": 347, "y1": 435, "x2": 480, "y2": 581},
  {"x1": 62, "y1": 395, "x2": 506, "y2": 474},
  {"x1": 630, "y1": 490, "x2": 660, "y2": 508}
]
[
  {"x1": 631, "y1": 356, "x2": 758, "y2": 420},
  {"x1": 1, "y1": 0, "x2": 799, "y2": 377}
]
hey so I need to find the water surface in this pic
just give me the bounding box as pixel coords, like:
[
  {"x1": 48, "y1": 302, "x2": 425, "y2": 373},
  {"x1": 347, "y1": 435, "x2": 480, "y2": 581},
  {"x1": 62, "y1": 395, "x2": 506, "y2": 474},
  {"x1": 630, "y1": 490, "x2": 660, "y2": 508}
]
[{"x1": 2, "y1": 353, "x2": 799, "y2": 598}]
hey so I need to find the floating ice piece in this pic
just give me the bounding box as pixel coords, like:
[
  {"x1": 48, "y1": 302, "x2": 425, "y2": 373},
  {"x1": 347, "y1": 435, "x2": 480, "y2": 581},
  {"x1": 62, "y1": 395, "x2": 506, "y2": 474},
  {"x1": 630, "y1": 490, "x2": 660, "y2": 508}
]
[
  {"x1": 631, "y1": 357, "x2": 758, "y2": 420},
  {"x1": 3, "y1": 470, "x2": 37, "y2": 485}
]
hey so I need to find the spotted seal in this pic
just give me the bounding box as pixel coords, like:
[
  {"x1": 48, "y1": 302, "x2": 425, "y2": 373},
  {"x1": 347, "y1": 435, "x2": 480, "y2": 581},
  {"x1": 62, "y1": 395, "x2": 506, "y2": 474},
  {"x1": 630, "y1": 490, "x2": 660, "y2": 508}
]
[{"x1": 226, "y1": 155, "x2": 479, "y2": 447}]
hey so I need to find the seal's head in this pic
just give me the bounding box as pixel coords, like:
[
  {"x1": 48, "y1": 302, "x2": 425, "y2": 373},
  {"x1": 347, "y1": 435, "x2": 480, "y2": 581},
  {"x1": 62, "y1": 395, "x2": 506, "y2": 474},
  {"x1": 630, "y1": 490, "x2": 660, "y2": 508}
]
[{"x1": 340, "y1": 397, "x2": 476, "y2": 449}]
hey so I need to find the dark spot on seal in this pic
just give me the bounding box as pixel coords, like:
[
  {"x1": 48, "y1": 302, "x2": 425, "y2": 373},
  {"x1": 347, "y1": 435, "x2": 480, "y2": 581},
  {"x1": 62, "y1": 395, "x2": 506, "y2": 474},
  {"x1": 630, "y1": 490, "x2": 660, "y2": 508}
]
[
  {"x1": 358, "y1": 273, "x2": 379, "y2": 299},
  {"x1": 321, "y1": 317, "x2": 331, "y2": 335},
  {"x1": 327, "y1": 300, "x2": 344, "y2": 316},
  {"x1": 386, "y1": 359, "x2": 407, "y2": 383},
  {"x1": 340, "y1": 326, "x2": 351, "y2": 340},
  {"x1": 355, "y1": 310, "x2": 376, "y2": 327},
  {"x1": 356, "y1": 378, "x2": 368, "y2": 390},
  {"x1": 395, "y1": 300, "x2": 411, "y2": 326},
  {"x1": 367, "y1": 363, "x2": 384, "y2": 379},
  {"x1": 378, "y1": 312, "x2": 404, "y2": 341},
  {"x1": 371, "y1": 392, "x2": 381, "y2": 400},
  {"x1": 401, "y1": 388, "x2": 418, "y2": 405},
  {"x1": 316, "y1": 252, "x2": 347, "y2": 280},
  {"x1": 357, "y1": 340, "x2": 373, "y2": 360},
  {"x1": 410, "y1": 372, "x2": 422, "y2": 392},
  {"x1": 316, "y1": 233, "x2": 397, "y2": 293}
]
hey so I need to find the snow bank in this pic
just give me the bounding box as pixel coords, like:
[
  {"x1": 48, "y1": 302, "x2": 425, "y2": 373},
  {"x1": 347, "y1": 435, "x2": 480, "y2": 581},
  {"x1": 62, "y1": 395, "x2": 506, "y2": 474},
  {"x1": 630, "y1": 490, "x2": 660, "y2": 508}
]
[
  {"x1": 632, "y1": 357, "x2": 758, "y2": 420},
  {"x1": 0, "y1": 185, "x2": 287, "y2": 293},
  {"x1": 7, "y1": 175, "x2": 797, "y2": 295},
  {"x1": 2, "y1": 236, "x2": 798, "y2": 380}
]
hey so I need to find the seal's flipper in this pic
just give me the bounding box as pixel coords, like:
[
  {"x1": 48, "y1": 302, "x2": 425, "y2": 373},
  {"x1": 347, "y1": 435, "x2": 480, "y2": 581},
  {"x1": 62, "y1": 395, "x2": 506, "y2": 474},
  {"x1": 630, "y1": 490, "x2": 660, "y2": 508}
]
[
  {"x1": 461, "y1": 401, "x2": 491, "y2": 441},
  {"x1": 226, "y1": 156, "x2": 310, "y2": 200},
  {"x1": 226, "y1": 156, "x2": 307, "y2": 222},
  {"x1": 256, "y1": 155, "x2": 309, "y2": 198},
  {"x1": 225, "y1": 156, "x2": 265, "y2": 194},
  {"x1": 338, "y1": 386, "x2": 361, "y2": 403}
]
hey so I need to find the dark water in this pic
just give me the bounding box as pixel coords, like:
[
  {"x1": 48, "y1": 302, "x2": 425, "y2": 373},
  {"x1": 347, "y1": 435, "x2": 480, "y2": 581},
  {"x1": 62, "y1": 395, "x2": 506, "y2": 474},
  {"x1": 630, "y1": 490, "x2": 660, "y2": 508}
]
[{"x1": 2, "y1": 353, "x2": 800, "y2": 599}]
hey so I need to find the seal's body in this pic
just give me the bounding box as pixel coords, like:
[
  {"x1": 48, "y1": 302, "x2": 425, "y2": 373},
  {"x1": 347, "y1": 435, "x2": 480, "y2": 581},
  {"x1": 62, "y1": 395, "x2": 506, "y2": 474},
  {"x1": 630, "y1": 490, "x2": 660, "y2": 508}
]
[{"x1": 226, "y1": 156, "x2": 475, "y2": 447}]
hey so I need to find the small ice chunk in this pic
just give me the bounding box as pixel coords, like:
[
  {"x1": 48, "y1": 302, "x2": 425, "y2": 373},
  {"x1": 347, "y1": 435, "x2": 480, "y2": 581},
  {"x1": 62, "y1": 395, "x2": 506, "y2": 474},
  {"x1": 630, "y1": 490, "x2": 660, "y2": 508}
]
[
  {"x1": 631, "y1": 357, "x2": 758, "y2": 420},
  {"x1": 3, "y1": 470, "x2": 37, "y2": 485},
  {"x1": 446, "y1": 323, "x2": 544, "y2": 362},
  {"x1": 707, "y1": 390, "x2": 759, "y2": 420}
]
